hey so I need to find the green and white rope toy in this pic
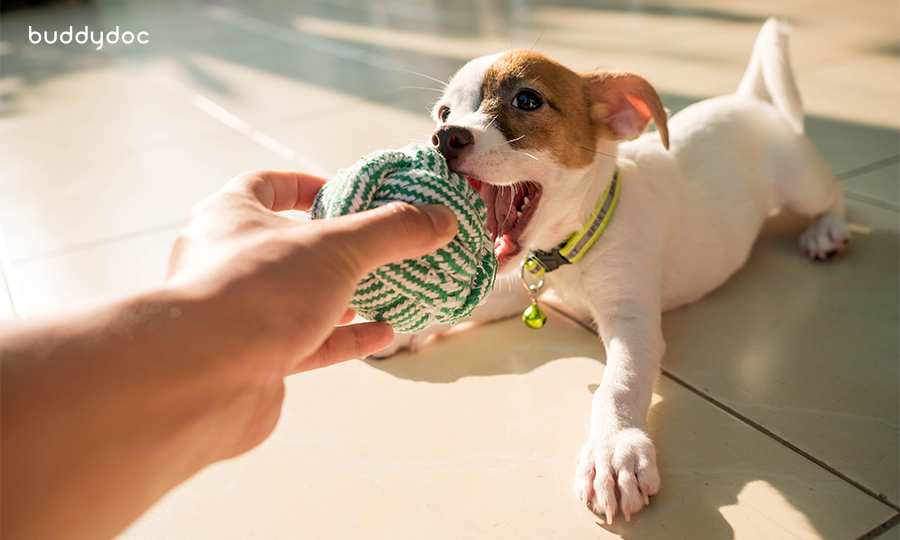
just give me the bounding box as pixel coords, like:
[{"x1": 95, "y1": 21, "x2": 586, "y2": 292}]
[{"x1": 310, "y1": 144, "x2": 497, "y2": 333}]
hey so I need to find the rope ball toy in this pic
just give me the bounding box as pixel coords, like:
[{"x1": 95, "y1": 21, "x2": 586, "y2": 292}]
[{"x1": 310, "y1": 143, "x2": 497, "y2": 333}]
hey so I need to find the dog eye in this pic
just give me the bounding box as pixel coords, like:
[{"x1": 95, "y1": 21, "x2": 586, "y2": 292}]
[
  {"x1": 439, "y1": 106, "x2": 451, "y2": 122},
  {"x1": 512, "y1": 90, "x2": 542, "y2": 111}
]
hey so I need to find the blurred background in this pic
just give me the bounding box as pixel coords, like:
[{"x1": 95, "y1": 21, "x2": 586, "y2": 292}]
[{"x1": 0, "y1": 0, "x2": 896, "y2": 319}]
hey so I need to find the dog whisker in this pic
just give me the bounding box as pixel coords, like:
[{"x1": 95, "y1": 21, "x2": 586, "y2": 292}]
[
  {"x1": 529, "y1": 26, "x2": 547, "y2": 53},
  {"x1": 577, "y1": 145, "x2": 617, "y2": 159},
  {"x1": 497, "y1": 185, "x2": 515, "y2": 233},
  {"x1": 389, "y1": 139, "x2": 432, "y2": 146},
  {"x1": 399, "y1": 86, "x2": 445, "y2": 93},
  {"x1": 397, "y1": 68, "x2": 448, "y2": 89}
]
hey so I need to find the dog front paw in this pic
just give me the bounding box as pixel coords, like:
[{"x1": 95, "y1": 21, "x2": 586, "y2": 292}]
[
  {"x1": 573, "y1": 427, "x2": 660, "y2": 524},
  {"x1": 367, "y1": 332, "x2": 420, "y2": 360}
]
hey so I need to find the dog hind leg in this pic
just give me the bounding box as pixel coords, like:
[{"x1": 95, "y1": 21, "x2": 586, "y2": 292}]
[
  {"x1": 772, "y1": 146, "x2": 851, "y2": 260},
  {"x1": 741, "y1": 18, "x2": 851, "y2": 260},
  {"x1": 796, "y1": 181, "x2": 851, "y2": 260}
]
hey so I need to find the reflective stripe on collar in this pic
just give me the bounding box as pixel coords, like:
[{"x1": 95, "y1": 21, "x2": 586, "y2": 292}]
[{"x1": 524, "y1": 168, "x2": 620, "y2": 278}]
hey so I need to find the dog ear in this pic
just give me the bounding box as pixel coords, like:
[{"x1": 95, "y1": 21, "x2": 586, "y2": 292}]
[{"x1": 581, "y1": 71, "x2": 669, "y2": 150}]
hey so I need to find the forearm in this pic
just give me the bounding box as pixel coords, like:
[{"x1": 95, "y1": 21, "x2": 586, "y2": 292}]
[
  {"x1": 0, "y1": 287, "x2": 268, "y2": 540},
  {"x1": 592, "y1": 301, "x2": 664, "y2": 432},
  {"x1": 0, "y1": 170, "x2": 454, "y2": 540}
]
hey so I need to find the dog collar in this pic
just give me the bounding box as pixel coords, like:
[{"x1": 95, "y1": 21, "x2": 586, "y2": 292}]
[
  {"x1": 524, "y1": 168, "x2": 620, "y2": 278},
  {"x1": 519, "y1": 168, "x2": 620, "y2": 329}
]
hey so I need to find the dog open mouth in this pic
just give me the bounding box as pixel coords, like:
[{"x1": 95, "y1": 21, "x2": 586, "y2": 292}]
[{"x1": 467, "y1": 178, "x2": 542, "y2": 269}]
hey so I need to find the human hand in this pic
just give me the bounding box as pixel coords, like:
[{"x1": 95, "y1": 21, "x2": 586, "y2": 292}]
[
  {"x1": 0, "y1": 171, "x2": 457, "y2": 540},
  {"x1": 165, "y1": 169, "x2": 458, "y2": 456},
  {"x1": 167, "y1": 170, "x2": 457, "y2": 372}
]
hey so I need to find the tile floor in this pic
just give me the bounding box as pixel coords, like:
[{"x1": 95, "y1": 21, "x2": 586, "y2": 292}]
[{"x1": 0, "y1": 0, "x2": 897, "y2": 538}]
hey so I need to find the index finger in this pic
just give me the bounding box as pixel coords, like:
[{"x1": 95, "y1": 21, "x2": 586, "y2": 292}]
[
  {"x1": 223, "y1": 170, "x2": 328, "y2": 212},
  {"x1": 289, "y1": 322, "x2": 394, "y2": 375}
]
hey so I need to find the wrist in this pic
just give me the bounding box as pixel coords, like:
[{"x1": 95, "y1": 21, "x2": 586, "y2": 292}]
[{"x1": 0, "y1": 286, "x2": 270, "y2": 540}]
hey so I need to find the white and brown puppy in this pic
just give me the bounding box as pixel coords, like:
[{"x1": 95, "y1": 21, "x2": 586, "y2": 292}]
[{"x1": 376, "y1": 19, "x2": 850, "y2": 522}]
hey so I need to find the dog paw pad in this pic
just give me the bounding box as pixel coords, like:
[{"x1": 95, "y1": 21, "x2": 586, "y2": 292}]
[{"x1": 800, "y1": 214, "x2": 850, "y2": 261}]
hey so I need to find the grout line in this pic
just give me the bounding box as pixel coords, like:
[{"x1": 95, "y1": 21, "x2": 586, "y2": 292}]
[
  {"x1": 0, "y1": 221, "x2": 28, "y2": 319},
  {"x1": 152, "y1": 71, "x2": 328, "y2": 177},
  {"x1": 845, "y1": 190, "x2": 900, "y2": 213},
  {"x1": 663, "y1": 370, "x2": 900, "y2": 512},
  {"x1": 12, "y1": 220, "x2": 186, "y2": 266},
  {"x1": 837, "y1": 155, "x2": 900, "y2": 181},
  {"x1": 546, "y1": 305, "x2": 900, "y2": 513},
  {"x1": 856, "y1": 514, "x2": 900, "y2": 540},
  {"x1": 10, "y1": 54, "x2": 335, "y2": 272},
  {"x1": 10, "y1": 64, "x2": 336, "y2": 267},
  {"x1": 275, "y1": 88, "x2": 421, "y2": 127},
  {"x1": 10, "y1": 62, "x2": 335, "y2": 268}
]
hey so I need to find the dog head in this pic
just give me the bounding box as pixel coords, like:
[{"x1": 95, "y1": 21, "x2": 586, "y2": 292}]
[{"x1": 431, "y1": 50, "x2": 668, "y2": 272}]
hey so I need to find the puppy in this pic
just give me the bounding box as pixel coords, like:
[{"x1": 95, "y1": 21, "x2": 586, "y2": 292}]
[{"x1": 375, "y1": 18, "x2": 850, "y2": 522}]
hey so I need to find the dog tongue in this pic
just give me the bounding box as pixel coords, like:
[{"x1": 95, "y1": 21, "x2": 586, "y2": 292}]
[
  {"x1": 470, "y1": 182, "x2": 521, "y2": 263},
  {"x1": 494, "y1": 233, "x2": 517, "y2": 260}
]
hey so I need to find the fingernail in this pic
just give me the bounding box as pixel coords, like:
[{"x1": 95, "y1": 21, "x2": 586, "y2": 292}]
[{"x1": 421, "y1": 204, "x2": 457, "y2": 236}]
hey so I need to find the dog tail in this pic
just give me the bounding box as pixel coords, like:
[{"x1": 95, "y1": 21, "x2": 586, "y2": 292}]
[{"x1": 736, "y1": 18, "x2": 804, "y2": 134}]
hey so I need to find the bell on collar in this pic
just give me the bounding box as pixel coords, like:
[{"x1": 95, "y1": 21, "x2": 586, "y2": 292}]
[{"x1": 522, "y1": 300, "x2": 547, "y2": 329}]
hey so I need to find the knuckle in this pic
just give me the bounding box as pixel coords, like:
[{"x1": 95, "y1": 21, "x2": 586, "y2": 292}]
[
  {"x1": 349, "y1": 326, "x2": 365, "y2": 358},
  {"x1": 187, "y1": 194, "x2": 217, "y2": 219},
  {"x1": 227, "y1": 171, "x2": 274, "y2": 204}
]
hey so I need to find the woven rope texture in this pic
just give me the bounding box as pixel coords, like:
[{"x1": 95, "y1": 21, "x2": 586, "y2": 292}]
[{"x1": 310, "y1": 144, "x2": 497, "y2": 332}]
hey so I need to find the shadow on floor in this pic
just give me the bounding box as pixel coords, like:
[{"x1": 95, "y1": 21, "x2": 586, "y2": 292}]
[{"x1": 367, "y1": 207, "x2": 899, "y2": 538}]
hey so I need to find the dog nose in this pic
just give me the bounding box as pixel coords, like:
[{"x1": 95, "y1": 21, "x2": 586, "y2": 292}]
[{"x1": 432, "y1": 125, "x2": 473, "y2": 162}]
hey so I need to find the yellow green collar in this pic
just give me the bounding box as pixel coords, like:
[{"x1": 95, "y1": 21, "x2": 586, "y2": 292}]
[{"x1": 523, "y1": 167, "x2": 620, "y2": 279}]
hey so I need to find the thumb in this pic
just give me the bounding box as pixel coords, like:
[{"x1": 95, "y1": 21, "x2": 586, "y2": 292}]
[{"x1": 317, "y1": 202, "x2": 459, "y2": 277}]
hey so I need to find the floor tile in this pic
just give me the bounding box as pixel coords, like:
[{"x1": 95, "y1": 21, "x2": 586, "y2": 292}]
[
  {"x1": 0, "y1": 225, "x2": 25, "y2": 320},
  {"x1": 118, "y1": 316, "x2": 893, "y2": 540},
  {"x1": 198, "y1": 5, "x2": 467, "y2": 115},
  {"x1": 0, "y1": 63, "x2": 228, "y2": 156},
  {"x1": 528, "y1": 4, "x2": 900, "y2": 129},
  {"x1": 263, "y1": 99, "x2": 437, "y2": 177},
  {"x1": 662, "y1": 199, "x2": 900, "y2": 505},
  {"x1": 0, "y1": 268, "x2": 15, "y2": 320},
  {"x1": 289, "y1": 13, "x2": 510, "y2": 62},
  {"x1": 843, "y1": 160, "x2": 900, "y2": 209},
  {"x1": 818, "y1": 0, "x2": 900, "y2": 34},
  {"x1": 807, "y1": 55, "x2": 899, "y2": 100},
  {"x1": 799, "y1": 77, "x2": 900, "y2": 137},
  {"x1": 0, "y1": 3, "x2": 255, "y2": 112},
  {"x1": 0, "y1": 118, "x2": 296, "y2": 263},
  {"x1": 151, "y1": 53, "x2": 371, "y2": 127},
  {"x1": 796, "y1": 117, "x2": 899, "y2": 179},
  {"x1": 13, "y1": 226, "x2": 179, "y2": 317}
]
